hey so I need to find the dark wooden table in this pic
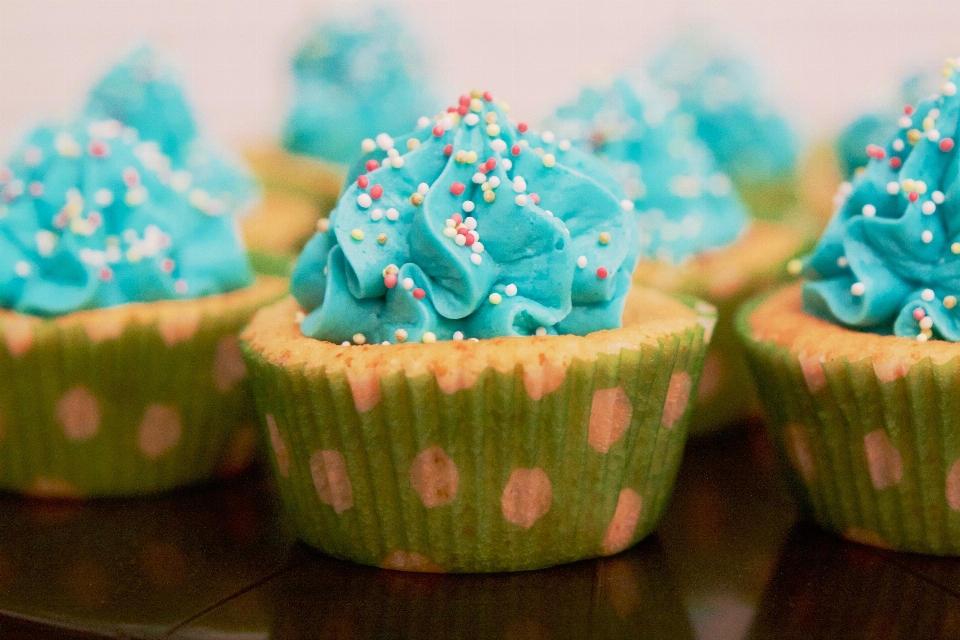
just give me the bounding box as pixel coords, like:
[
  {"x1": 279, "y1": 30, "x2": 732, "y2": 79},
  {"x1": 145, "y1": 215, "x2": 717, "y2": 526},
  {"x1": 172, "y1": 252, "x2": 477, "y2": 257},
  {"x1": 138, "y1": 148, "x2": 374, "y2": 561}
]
[{"x1": 3, "y1": 423, "x2": 960, "y2": 640}]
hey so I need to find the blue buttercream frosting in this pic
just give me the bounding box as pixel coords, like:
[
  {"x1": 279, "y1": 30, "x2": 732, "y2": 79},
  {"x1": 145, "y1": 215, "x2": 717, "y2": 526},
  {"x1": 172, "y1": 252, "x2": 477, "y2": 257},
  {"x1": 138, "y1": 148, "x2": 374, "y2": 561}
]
[
  {"x1": 546, "y1": 77, "x2": 749, "y2": 263},
  {"x1": 291, "y1": 91, "x2": 639, "y2": 344},
  {"x1": 0, "y1": 118, "x2": 253, "y2": 317},
  {"x1": 84, "y1": 46, "x2": 258, "y2": 219},
  {"x1": 648, "y1": 37, "x2": 798, "y2": 183},
  {"x1": 282, "y1": 8, "x2": 440, "y2": 165},
  {"x1": 803, "y1": 59, "x2": 960, "y2": 342}
]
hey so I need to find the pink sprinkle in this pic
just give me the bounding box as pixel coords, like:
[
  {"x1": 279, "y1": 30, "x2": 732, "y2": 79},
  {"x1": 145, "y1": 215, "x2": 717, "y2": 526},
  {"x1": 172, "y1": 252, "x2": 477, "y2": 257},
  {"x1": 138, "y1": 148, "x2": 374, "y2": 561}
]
[
  {"x1": 478, "y1": 164, "x2": 489, "y2": 174},
  {"x1": 482, "y1": 91, "x2": 493, "y2": 102},
  {"x1": 446, "y1": 106, "x2": 457, "y2": 113},
  {"x1": 161, "y1": 258, "x2": 174, "y2": 273},
  {"x1": 433, "y1": 125, "x2": 445, "y2": 137},
  {"x1": 365, "y1": 159, "x2": 380, "y2": 172},
  {"x1": 941, "y1": 138, "x2": 955, "y2": 152},
  {"x1": 54, "y1": 213, "x2": 68, "y2": 228},
  {"x1": 0, "y1": 167, "x2": 11, "y2": 183},
  {"x1": 384, "y1": 273, "x2": 398, "y2": 288},
  {"x1": 457, "y1": 105, "x2": 469, "y2": 116},
  {"x1": 99, "y1": 267, "x2": 113, "y2": 282},
  {"x1": 459, "y1": 94, "x2": 471, "y2": 106},
  {"x1": 88, "y1": 140, "x2": 110, "y2": 158},
  {"x1": 866, "y1": 144, "x2": 885, "y2": 160},
  {"x1": 596, "y1": 266, "x2": 608, "y2": 279},
  {"x1": 457, "y1": 227, "x2": 469, "y2": 236},
  {"x1": 413, "y1": 288, "x2": 426, "y2": 299},
  {"x1": 444, "y1": 144, "x2": 453, "y2": 156},
  {"x1": 530, "y1": 193, "x2": 540, "y2": 205},
  {"x1": 452, "y1": 213, "x2": 463, "y2": 225},
  {"x1": 511, "y1": 145, "x2": 521, "y2": 156},
  {"x1": 123, "y1": 167, "x2": 140, "y2": 186},
  {"x1": 450, "y1": 182, "x2": 466, "y2": 196},
  {"x1": 88, "y1": 211, "x2": 103, "y2": 226},
  {"x1": 517, "y1": 123, "x2": 529, "y2": 134},
  {"x1": 914, "y1": 307, "x2": 926, "y2": 320},
  {"x1": 357, "y1": 175, "x2": 369, "y2": 189},
  {"x1": 904, "y1": 104, "x2": 915, "y2": 115},
  {"x1": 890, "y1": 157, "x2": 902, "y2": 170},
  {"x1": 485, "y1": 158, "x2": 497, "y2": 171},
  {"x1": 371, "y1": 184, "x2": 384, "y2": 200},
  {"x1": 29, "y1": 182, "x2": 43, "y2": 197}
]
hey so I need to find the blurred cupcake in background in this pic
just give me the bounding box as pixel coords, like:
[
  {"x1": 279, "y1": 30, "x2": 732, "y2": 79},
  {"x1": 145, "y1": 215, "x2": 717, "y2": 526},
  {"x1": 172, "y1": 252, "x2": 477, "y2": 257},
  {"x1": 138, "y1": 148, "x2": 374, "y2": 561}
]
[
  {"x1": 0, "y1": 48, "x2": 287, "y2": 497},
  {"x1": 243, "y1": 7, "x2": 441, "y2": 260},
  {"x1": 547, "y1": 77, "x2": 806, "y2": 434},
  {"x1": 648, "y1": 31, "x2": 800, "y2": 222}
]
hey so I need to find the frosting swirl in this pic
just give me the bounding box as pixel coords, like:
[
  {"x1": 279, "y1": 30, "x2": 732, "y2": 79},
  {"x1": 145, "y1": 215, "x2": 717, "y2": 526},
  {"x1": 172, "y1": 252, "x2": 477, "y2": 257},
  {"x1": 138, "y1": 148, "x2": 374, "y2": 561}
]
[
  {"x1": 803, "y1": 58, "x2": 960, "y2": 342},
  {"x1": 546, "y1": 78, "x2": 748, "y2": 263},
  {"x1": 291, "y1": 91, "x2": 638, "y2": 344},
  {"x1": 0, "y1": 118, "x2": 253, "y2": 316},
  {"x1": 282, "y1": 8, "x2": 440, "y2": 165}
]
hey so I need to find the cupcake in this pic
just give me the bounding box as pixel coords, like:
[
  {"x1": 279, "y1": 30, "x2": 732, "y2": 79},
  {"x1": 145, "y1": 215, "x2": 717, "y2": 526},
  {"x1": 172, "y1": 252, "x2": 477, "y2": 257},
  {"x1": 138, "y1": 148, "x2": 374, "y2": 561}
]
[
  {"x1": 243, "y1": 7, "x2": 441, "y2": 258},
  {"x1": 547, "y1": 78, "x2": 806, "y2": 434},
  {"x1": 737, "y1": 58, "x2": 960, "y2": 554},
  {"x1": 648, "y1": 33, "x2": 800, "y2": 221},
  {"x1": 241, "y1": 91, "x2": 716, "y2": 572},
  {"x1": 0, "y1": 110, "x2": 285, "y2": 496}
]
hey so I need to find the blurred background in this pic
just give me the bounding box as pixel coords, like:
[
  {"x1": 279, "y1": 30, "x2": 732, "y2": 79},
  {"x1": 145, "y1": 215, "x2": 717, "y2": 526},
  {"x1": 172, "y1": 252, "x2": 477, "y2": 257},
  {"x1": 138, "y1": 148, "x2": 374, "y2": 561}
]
[{"x1": 2, "y1": 0, "x2": 960, "y2": 150}]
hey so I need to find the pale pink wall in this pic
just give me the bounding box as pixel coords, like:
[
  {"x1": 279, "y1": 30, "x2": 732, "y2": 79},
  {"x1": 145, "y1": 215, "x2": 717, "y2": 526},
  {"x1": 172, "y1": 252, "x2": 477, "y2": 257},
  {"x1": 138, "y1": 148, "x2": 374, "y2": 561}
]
[{"x1": 1, "y1": 0, "x2": 958, "y2": 151}]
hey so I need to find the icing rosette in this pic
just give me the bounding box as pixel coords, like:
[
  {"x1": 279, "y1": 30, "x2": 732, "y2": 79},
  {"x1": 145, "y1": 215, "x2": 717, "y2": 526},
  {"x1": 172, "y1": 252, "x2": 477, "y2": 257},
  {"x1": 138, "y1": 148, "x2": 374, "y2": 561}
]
[
  {"x1": 84, "y1": 46, "x2": 258, "y2": 219},
  {"x1": 0, "y1": 117, "x2": 253, "y2": 316},
  {"x1": 291, "y1": 91, "x2": 638, "y2": 344},
  {"x1": 282, "y1": 8, "x2": 440, "y2": 165},
  {"x1": 546, "y1": 77, "x2": 749, "y2": 263},
  {"x1": 803, "y1": 58, "x2": 960, "y2": 341}
]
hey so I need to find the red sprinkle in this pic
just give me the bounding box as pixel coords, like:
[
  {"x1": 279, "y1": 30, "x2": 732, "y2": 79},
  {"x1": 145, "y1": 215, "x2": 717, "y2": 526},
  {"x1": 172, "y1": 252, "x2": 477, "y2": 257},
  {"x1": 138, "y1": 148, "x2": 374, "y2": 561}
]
[
  {"x1": 459, "y1": 94, "x2": 471, "y2": 106},
  {"x1": 452, "y1": 213, "x2": 463, "y2": 225},
  {"x1": 450, "y1": 182, "x2": 466, "y2": 196},
  {"x1": 432, "y1": 125, "x2": 445, "y2": 137},
  {"x1": 370, "y1": 184, "x2": 384, "y2": 200},
  {"x1": 517, "y1": 123, "x2": 528, "y2": 134},
  {"x1": 482, "y1": 91, "x2": 493, "y2": 102},
  {"x1": 413, "y1": 288, "x2": 426, "y2": 300},
  {"x1": 365, "y1": 159, "x2": 380, "y2": 172},
  {"x1": 914, "y1": 307, "x2": 926, "y2": 320},
  {"x1": 530, "y1": 193, "x2": 540, "y2": 205},
  {"x1": 464, "y1": 234, "x2": 475, "y2": 246},
  {"x1": 478, "y1": 164, "x2": 490, "y2": 174},
  {"x1": 457, "y1": 105, "x2": 469, "y2": 116},
  {"x1": 384, "y1": 273, "x2": 398, "y2": 288},
  {"x1": 908, "y1": 192, "x2": 919, "y2": 202},
  {"x1": 444, "y1": 144, "x2": 453, "y2": 156},
  {"x1": 941, "y1": 138, "x2": 955, "y2": 152},
  {"x1": 447, "y1": 106, "x2": 457, "y2": 113},
  {"x1": 485, "y1": 158, "x2": 497, "y2": 171},
  {"x1": 890, "y1": 157, "x2": 902, "y2": 169},
  {"x1": 904, "y1": 104, "x2": 915, "y2": 115},
  {"x1": 357, "y1": 175, "x2": 369, "y2": 189},
  {"x1": 596, "y1": 267, "x2": 608, "y2": 280},
  {"x1": 866, "y1": 144, "x2": 885, "y2": 160},
  {"x1": 511, "y1": 145, "x2": 521, "y2": 156},
  {"x1": 457, "y1": 227, "x2": 469, "y2": 236}
]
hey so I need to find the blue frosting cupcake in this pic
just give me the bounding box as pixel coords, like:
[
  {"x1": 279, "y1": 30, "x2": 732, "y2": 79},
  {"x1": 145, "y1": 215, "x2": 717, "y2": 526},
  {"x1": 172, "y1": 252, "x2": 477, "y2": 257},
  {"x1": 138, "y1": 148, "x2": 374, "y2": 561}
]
[
  {"x1": 282, "y1": 8, "x2": 440, "y2": 166},
  {"x1": 546, "y1": 77, "x2": 749, "y2": 264},
  {"x1": 290, "y1": 90, "x2": 639, "y2": 344}
]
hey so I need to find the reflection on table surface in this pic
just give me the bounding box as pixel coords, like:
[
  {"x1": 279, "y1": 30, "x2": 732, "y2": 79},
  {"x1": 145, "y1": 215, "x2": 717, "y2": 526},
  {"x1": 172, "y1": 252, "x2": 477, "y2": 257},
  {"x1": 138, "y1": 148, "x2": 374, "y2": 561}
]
[{"x1": 1, "y1": 425, "x2": 960, "y2": 639}]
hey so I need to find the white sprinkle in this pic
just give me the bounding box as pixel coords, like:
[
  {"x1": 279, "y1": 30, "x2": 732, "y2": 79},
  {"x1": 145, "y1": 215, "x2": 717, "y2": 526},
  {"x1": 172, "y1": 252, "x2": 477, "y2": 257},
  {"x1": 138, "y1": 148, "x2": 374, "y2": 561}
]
[
  {"x1": 577, "y1": 255, "x2": 588, "y2": 268},
  {"x1": 472, "y1": 241, "x2": 484, "y2": 253},
  {"x1": 295, "y1": 311, "x2": 306, "y2": 324},
  {"x1": 469, "y1": 229, "x2": 479, "y2": 241},
  {"x1": 501, "y1": 158, "x2": 512, "y2": 170},
  {"x1": 559, "y1": 139, "x2": 571, "y2": 151},
  {"x1": 887, "y1": 182, "x2": 900, "y2": 195},
  {"x1": 342, "y1": 341, "x2": 351, "y2": 347},
  {"x1": 922, "y1": 201, "x2": 936, "y2": 215},
  {"x1": 621, "y1": 199, "x2": 635, "y2": 211},
  {"x1": 357, "y1": 193, "x2": 372, "y2": 208},
  {"x1": 943, "y1": 81, "x2": 957, "y2": 96},
  {"x1": 317, "y1": 218, "x2": 330, "y2": 232},
  {"x1": 505, "y1": 283, "x2": 517, "y2": 297},
  {"x1": 489, "y1": 176, "x2": 501, "y2": 188},
  {"x1": 361, "y1": 138, "x2": 376, "y2": 153},
  {"x1": 545, "y1": 210, "x2": 554, "y2": 217},
  {"x1": 14, "y1": 260, "x2": 30, "y2": 277},
  {"x1": 839, "y1": 181, "x2": 854, "y2": 196},
  {"x1": 417, "y1": 116, "x2": 431, "y2": 129},
  {"x1": 489, "y1": 292, "x2": 502, "y2": 305},
  {"x1": 933, "y1": 191, "x2": 946, "y2": 204},
  {"x1": 463, "y1": 200, "x2": 475, "y2": 212},
  {"x1": 417, "y1": 183, "x2": 429, "y2": 195},
  {"x1": 541, "y1": 131, "x2": 555, "y2": 143},
  {"x1": 464, "y1": 216, "x2": 477, "y2": 230},
  {"x1": 455, "y1": 234, "x2": 467, "y2": 246},
  {"x1": 512, "y1": 177, "x2": 527, "y2": 193},
  {"x1": 370, "y1": 208, "x2": 383, "y2": 221},
  {"x1": 837, "y1": 257, "x2": 848, "y2": 268},
  {"x1": 376, "y1": 133, "x2": 394, "y2": 150},
  {"x1": 920, "y1": 316, "x2": 934, "y2": 330},
  {"x1": 386, "y1": 207, "x2": 399, "y2": 221},
  {"x1": 353, "y1": 333, "x2": 366, "y2": 345},
  {"x1": 422, "y1": 331, "x2": 437, "y2": 343},
  {"x1": 917, "y1": 332, "x2": 929, "y2": 343},
  {"x1": 916, "y1": 181, "x2": 928, "y2": 194},
  {"x1": 893, "y1": 139, "x2": 905, "y2": 152},
  {"x1": 535, "y1": 327, "x2": 547, "y2": 336},
  {"x1": 472, "y1": 172, "x2": 485, "y2": 184},
  {"x1": 922, "y1": 288, "x2": 935, "y2": 301},
  {"x1": 94, "y1": 189, "x2": 114, "y2": 206},
  {"x1": 515, "y1": 194, "x2": 528, "y2": 206},
  {"x1": 382, "y1": 341, "x2": 391, "y2": 345},
  {"x1": 851, "y1": 282, "x2": 866, "y2": 296},
  {"x1": 922, "y1": 230, "x2": 934, "y2": 243},
  {"x1": 387, "y1": 148, "x2": 400, "y2": 158},
  {"x1": 470, "y1": 253, "x2": 482, "y2": 265},
  {"x1": 490, "y1": 139, "x2": 507, "y2": 153},
  {"x1": 862, "y1": 204, "x2": 876, "y2": 217},
  {"x1": 391, "y1": 157, "x2": 405, "y2": 169},
  {"x1": 928, "y1": 129, "x2": 941, "y2": 142},
  {"x1": 453, "y1": 331, "x2": 464, "y2": 340},
  {"x1": 464, "y1": 113, "x2": 479, "y2": 126},
  {"x1": 898, "y1": 116, "x2": 913, "y2": 128},
  {"x1": 395, "y1": 328, "x2": 409, "y2": 342},
  {"x1": 402, "y1": 278, "x2": 414, "y2": 290}
]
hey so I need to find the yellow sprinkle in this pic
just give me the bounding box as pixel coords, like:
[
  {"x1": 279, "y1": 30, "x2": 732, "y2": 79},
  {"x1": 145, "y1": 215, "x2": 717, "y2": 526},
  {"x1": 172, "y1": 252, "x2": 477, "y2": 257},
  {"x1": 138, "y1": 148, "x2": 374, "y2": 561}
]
[
  {"x1": 455, "y1": 150, "x2": 467, "y2": 163},
  {"x1": 907, "y1": 129, "x2": 922, "y2": 145},
  {"x1": 486, "y1": 124, "x2": 501, "y2": 137},
  {"x1": 481, "y1": 182, "x2": 491, "y2": 191},
  {"x1": 945, "y1": 296, "x2": 957, "y2": 309},
  {"x1": 489, "y1": 292, "x2": 502, "y2": 305},
  {"x1": 902, "y1": 179, "x2": 916, "y2": 192},
  {"x1": 411, "y1": 193, "x2": 424, "y2": 206},
  {"x1": 470, "y1": 89, "x2": 483, "y2": 98},
  {"x1": 353, "y1": 333, "x2": 366, "y2": 345},
  {"x1": 377, "y1": 233, "x2": 387, "y2": 245},
  {"x1": 542, "y1": 154, "x2": 556, "y2": 168},
  {"x1": 422, "y1": 331, "x2": 437, "y2": 343},
  {"x1": 466, "y1": 150, "x2": 478, "y2": 164},
  {"x1": 598, "y1": 231, "x2": 611, "y2": 245},
  {"x1": 484, "y1": 112, "x2": 498, "y2": 124},
  {"x1": 483, "y1": 190, "x2": 496, "y2": 203},
  {"x1": 923, "y1": 117, "x2": 935, "y2": 131},
  {"x1": 953, "y1": 242, "x2": 960, "y2": 254},
  {"x1": 499, "y1": 101, "x2": 510, "y2": 112},
  {"x1": 351, "y1": 228, "x2": 364, "y2": 241},
  {"x1": 407, "y1": 138, "x2": 420, "y2": 150},
  {"x1": 787, "y1": 259, "x2": 803, "y2": 276},
  {"x1": 520, "y1": 139, "x2": 530, "y2": 147},
  {"x1": 470, "y1": 98, "x2": 483, "y2": 112}
]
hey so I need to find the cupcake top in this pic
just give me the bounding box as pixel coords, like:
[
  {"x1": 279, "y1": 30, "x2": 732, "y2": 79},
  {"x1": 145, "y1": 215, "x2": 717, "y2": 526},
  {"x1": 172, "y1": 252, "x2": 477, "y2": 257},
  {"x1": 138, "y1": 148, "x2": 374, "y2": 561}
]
[
  {"x1": 84, "y1": 46, "x2": 258, "y2": 218},
  {"x1": 546, "y1": 77, "x2": 748, "y2": 264},
  {"x1": 291, "y1": 91, "x2": 638, "y2": 345},
  {"x1": 836, "y1": 73, "x2": 937, "y2": 179},
  {"x1": 803, "y1": 58, "x2": 960, "y2": 342},
  {"x1": 0, "y1": 118, "x2": 253, "y2": 317},
  {"x1": 282, "y1": 8, "x2": 439, "y2": 165},
  {"x1": 648, "y1": 35, "x2": 798, "y2": 184}
]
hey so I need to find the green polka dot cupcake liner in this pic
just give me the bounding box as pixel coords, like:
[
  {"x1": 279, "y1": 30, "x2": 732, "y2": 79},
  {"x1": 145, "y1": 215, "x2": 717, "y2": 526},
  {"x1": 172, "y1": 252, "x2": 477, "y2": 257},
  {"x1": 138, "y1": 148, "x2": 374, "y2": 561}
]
[
  {"x1": 240, "y1": 288, "x2": 714, "y2": 572},
  {"x1": 0, "y1": 276, "x2": 287, "y2": 498},
  {"x1": 737, "y1": 285, "x2": 960, "y2": 555}
]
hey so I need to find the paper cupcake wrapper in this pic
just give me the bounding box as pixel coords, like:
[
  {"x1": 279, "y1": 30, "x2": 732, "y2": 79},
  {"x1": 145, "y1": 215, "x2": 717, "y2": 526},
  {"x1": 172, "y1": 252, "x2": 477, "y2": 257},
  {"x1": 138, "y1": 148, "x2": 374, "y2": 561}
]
[
  {"x1": 737, "y1": 290, "x2": 960, "y2": 555},
  {"x1": 734, "y1": 172, "x2": 798, "y2": 222},
  {"x1": 0, "y1": 276, "x2": 287, "y2": 498},
  {"x1": 241, "y1": 291, "x2": 714, "y2": 572},
  {"x1": 247, "y1": 249, "x2": 296, "y2": 278}
]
